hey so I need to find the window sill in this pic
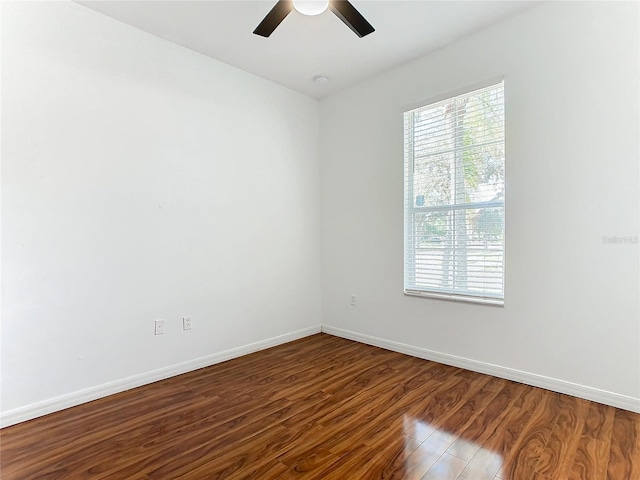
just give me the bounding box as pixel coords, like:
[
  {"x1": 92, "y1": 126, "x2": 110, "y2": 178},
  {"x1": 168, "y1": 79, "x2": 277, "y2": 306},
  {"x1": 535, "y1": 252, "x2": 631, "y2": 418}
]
[{"x1": 404, "y1": 289, "x2": 504, "y2": 307}]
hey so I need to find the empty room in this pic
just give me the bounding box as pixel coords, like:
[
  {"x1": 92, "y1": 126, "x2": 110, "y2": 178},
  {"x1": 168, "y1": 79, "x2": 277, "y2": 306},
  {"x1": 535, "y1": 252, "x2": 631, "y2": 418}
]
[{"x1": 1, "y1": 1, "x2": 638, "y2": 479}]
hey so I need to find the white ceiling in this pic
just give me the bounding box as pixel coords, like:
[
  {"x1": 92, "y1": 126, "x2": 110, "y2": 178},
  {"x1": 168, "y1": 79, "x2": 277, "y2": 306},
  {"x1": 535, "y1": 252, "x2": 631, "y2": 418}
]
[{"x1": 78, "y1": 0, "x2": 540, "y2": 99}]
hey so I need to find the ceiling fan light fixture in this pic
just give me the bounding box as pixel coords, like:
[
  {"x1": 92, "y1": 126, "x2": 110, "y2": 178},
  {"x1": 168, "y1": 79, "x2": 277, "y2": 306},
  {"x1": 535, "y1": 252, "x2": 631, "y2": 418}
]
[
  {"x1": 292, "y1": 0, "x2": 329, "y2": 16},
  {"x1": 254, "y1": 0, "x2": 374, "y2": 38}
]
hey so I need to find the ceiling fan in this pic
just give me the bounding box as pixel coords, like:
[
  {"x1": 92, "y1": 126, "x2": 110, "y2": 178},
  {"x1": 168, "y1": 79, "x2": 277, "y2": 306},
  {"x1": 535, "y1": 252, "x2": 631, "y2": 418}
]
[{"x1": 254, "y1": 0, "x2": 375, "y2": 38}]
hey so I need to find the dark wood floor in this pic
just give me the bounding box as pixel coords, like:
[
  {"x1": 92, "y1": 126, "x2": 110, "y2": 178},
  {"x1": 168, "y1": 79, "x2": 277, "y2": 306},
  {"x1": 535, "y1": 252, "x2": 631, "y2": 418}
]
[{"x1": 1, "y1": 334, "x2": 638, "y2": 479}]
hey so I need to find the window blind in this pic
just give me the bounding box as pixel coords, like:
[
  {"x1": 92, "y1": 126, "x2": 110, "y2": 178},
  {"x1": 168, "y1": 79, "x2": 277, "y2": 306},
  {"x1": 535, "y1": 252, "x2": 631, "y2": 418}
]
[{"x1": 404, "y1": 81, "x2": 505, "y2": 304}]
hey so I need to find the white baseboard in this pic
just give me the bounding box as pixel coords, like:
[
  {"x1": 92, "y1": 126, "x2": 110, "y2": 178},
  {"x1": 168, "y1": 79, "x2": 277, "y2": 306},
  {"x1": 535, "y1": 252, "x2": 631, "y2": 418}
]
[
  {"x1": 0, "y1": 325, "x2": 322, "y2": 428},
  {"x1": 4, "y1": 323, "x2": 637, "y2": 428},
  {"x1": 321, "y1": 325, "x2": 640, "y2": 414}
]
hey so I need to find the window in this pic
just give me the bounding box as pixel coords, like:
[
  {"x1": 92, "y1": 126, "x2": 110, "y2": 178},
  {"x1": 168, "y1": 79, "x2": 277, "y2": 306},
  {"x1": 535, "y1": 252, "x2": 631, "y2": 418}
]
[{"x1": 404, "y1": 81, "x2": 505, "y2": 305}]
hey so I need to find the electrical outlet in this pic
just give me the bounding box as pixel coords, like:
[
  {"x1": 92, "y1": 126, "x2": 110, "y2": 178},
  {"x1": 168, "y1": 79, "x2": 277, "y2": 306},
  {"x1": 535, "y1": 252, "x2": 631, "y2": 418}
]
[
  {"x1": 350, "y1": 294, "x2": 357, "y2": 306},
  {"x1": 154, "y1": 319, "x2": 165, "y2": 335},
  {"x1": 183, "y1": 316, "x2": 192, "y2": 331}
]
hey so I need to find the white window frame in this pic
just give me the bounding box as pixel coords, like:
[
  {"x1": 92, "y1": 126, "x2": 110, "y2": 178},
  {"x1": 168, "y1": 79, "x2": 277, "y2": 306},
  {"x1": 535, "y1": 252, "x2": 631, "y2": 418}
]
[{"x1": 403, "y1": 79, "x2": 505, "y2": 306}]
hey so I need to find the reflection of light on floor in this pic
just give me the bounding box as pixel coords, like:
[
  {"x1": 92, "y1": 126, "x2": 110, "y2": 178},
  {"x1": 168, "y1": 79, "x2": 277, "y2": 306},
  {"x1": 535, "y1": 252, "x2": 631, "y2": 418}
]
[
  {"x1": 401, "y1": 414, "x2": 503, "y2": 479},
  {"x1": 403, "y1": 414, "x2": 436, "y2": 442}
]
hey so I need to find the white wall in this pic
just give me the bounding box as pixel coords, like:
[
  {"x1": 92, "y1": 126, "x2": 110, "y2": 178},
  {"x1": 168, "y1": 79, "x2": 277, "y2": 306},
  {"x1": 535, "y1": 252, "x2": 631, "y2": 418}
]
[
  {"x1": 320, "y1": 1, "x2": 640, "y2": 407},
  {"x1": 1, "y1": 1, "x2": 321, "y2": 422}
]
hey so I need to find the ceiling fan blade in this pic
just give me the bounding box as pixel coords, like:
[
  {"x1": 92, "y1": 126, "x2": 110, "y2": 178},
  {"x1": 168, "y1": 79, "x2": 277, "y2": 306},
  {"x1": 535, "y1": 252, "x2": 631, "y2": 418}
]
[
  {"x1": 253, "y1": 0, "x2": 293, "y2": 37},
  {"x1": 330, "y1": 0, "x2": 374, "y2": 38}
]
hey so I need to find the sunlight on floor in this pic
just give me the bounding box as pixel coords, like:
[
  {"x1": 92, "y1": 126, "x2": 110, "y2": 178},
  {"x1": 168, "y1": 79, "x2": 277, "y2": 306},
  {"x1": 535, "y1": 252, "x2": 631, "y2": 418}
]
[{"x1": 402, "y1": 414, "x2": 504, "y2": 479}]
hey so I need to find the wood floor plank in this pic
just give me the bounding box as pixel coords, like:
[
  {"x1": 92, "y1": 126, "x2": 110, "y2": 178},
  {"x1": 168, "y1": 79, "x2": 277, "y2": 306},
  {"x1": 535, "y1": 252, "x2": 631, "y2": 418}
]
[
  {"x1": 350, "y1": 435, "x2": 422, "y2": 479},
  {"x1": 435, "y1": 375, "x2": 505, "y2": 435},
  {"x1": 228, "y1": 458, "x2": 291, "y2": 480},
  {"x1": 582, "y1": 402, "x2": 616, "y2": 440},
  {"x1": 0, "y1": 385, "x2": 199, "y2": 465},
  {"x1": 100, "y1": 392, "x2": 324, "y2": 479},
  {"x1": 66, "y1": 396, "x2": 295, "y2": 479},
  {"x1": 306, "y1": 443, "x2": 375, "y2": 480},
  {"x1": 147, "y1": 423, "x2": 303, "y2": 479},
  {"x1": 457, "y1": 385, "x2": 548, "y2": 479},
  {"x1": 407, "y1": 372, "x2": 492, "y2": 429},
  {"x1": 1, "y1": 333, "x2": 638, "y2": 480},
  {"x1": 567, "y1": 435, "x2": 610, "y2": 480},
  {"x1": 447, "y1": 380, "x2": 526, "y2": 462},
  {"x1": 497, "y1": 390, "x2": 558, "y2": 479},
  {"x1": 606, "y1": 409, "x2": 640, "y2": 480},
  {"x1": 534, "y1": 395, "x2": 589, "y2": 478},
  {"x1": 329, "y1": 367, "x2": 468, "y2": 456}
]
